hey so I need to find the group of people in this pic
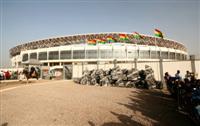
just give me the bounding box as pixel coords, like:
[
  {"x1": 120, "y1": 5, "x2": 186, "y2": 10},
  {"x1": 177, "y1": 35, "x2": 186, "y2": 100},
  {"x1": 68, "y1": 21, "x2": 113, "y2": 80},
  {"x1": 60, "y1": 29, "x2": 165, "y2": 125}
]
[
  {"x1": 0, "y1": 67, "x2": 41, "y2": 81},
  {"x1": 10, "y1": 33, "x2": 186, "y2": 57},
  {"x1": 164, "y1": 70, "x2": 200, "y2": 124},
  {"x1": 164, "y1": 70, "x2": 200, "y2": 108},
  {"x1": 0, "y1": 70, "x2": 20, "y2": 80},
  {"x1": 164, "y1": 70, "x2": 200, "y2": 97},
  {"x1": 164, "y1": 70, "x2": 199, "y2": 91}
]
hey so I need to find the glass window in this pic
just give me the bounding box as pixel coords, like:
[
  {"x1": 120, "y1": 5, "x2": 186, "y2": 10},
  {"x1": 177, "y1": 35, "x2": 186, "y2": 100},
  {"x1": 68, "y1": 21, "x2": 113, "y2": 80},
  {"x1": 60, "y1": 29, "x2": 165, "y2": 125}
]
[
  {"x1": 180, "y1": 54, "x2": 184, "y2": 60},
  {"x1": 169, "y1": 52, "x2": 175, "y2": 59},
  {"x1": 30, "y1": 53, "x2": 37, "y2": 59},
  {"x1": 151, "y1": 51, "x2": 157, "y2": 59},
  {"x1": 60, "y1": 51, "x2": 71, "y2": 59},
  {"x1": 139, "y1": 50, "x2": 150, "y2": 59},
  {"x1": 50, "y1": 62, "x2": 59, "y2": 66},
  {"x1": 121, "y1": 50, "x2": 126, "y2": 58},
  {"x1": 157, "y1": 51, "x2": 161, "y2": 58},
  {"x1": 73, "y1": 50, "x2": 85, "y2": 59},
  {"x1": 86, "y1": 50, "x2": 97, "y2": 59},
  {"x1": 113, "y1": 49, "x2": 126, "y2": 59},
  {"x1": 127, "y1": 50, "x2": 138, "y2": 59},
  {"x1": 184, "y1": 55, "x2": 187, "y2": 60},
  {"x1": 176, "y1": 53, "x2": 181, "y2": 60},
  {"x1": 22, "y1": 53, "x2": 28, "y2": 61},
  {"x1": 43, "y1": 63, "x2": 48, "y2": 66},
  {"x1": 39, "y1": 52, "x2": 47, "y2": 60},
  {"x1": 161, "y1": 52, "x2": 168, "y2": 59},
  {"x1": 113, "y1": 49, "x2": 121, "y2": 58},
  {"x1": 100, "y1": 50, "x2": 112, "y2": 59},
  {"x1": 49, "y1": 51, "x2": 59, "y2": 60}
]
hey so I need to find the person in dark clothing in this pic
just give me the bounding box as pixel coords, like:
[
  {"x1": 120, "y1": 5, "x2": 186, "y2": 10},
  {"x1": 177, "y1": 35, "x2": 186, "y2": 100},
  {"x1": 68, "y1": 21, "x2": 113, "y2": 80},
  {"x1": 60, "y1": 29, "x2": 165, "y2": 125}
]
[
  {"x1": 164, "y1": 72, "x2": 172, "y2": 90},
  {"x1": 175, "y1": 70, "x2": 182, "y2": 81}
]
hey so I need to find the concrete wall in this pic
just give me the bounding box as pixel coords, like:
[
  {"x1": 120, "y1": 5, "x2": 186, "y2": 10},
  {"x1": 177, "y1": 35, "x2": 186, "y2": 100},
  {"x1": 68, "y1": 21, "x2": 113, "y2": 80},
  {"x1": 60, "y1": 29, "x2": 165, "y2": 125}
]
[
  {"x1": 137, "y1": 62, "x2": 161, "y2": 80},
  {"x1": 195, "y1": 60, "x2": 200, "y2": 79},
  {"x1": 163, "y1": 61, "x2": 192, "y2": 78},
  {"x1": 72, "y1": 63, "x2": 83, "y2": 79},
  {"x1": 118, "y1": 63, "x2": 133, "y2": 69},
  {"x1": 72, "y1": 59, "x2": 200, "y2": 80}
]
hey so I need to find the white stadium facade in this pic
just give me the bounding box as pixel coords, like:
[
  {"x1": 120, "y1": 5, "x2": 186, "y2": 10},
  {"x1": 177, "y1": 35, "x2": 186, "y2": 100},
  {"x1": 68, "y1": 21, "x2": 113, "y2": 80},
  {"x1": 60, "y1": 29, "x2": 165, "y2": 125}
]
[
  {"x1": 10, "y1": 32, "x2": 188, "y2": 68},
  {"x1": 10, "y1": 32, "x2": 199, "y2": 80}
]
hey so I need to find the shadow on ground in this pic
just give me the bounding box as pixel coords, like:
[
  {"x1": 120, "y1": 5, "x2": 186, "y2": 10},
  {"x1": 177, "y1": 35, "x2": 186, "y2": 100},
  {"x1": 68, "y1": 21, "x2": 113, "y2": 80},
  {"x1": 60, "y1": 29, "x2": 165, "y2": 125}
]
[
  {"x1": 88, "y1": 89, "x2": 194, "y2": 126},
  {"x1": 1, "y1": 122, "x2": 8, "y2": 126},
  {"x1": 117, "y1": 89, "x2": 193, "y2": 126}
]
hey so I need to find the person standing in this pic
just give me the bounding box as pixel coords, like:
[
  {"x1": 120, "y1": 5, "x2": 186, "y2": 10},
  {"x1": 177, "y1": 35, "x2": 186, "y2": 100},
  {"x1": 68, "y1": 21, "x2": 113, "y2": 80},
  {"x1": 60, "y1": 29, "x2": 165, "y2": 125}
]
[
  {"x1": 175, "y1": 70, "x2": 182, "y2": 81},
  {"x1": 185, "y1": 70, "x2": 191, "y2": 80}
]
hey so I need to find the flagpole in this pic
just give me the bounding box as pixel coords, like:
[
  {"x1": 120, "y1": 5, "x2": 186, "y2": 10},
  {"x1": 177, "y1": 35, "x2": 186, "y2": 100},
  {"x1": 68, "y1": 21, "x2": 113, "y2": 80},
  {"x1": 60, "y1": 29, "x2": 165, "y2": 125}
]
[
  {"x1": 154, "y1": 36, "x2": 159, "y2": 59},
  {"x1": 97, "y1": 39, "x2": 100, "y2": 70}
]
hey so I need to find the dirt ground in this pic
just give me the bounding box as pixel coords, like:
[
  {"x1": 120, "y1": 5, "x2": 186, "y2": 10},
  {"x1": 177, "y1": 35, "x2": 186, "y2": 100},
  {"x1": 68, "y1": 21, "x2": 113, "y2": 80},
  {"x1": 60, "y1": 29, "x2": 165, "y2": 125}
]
[
  {"x1": 0, "y1": 80, "x2": 194, "y2": 126},
  {"x1": 0, "y1": 79, "x2": 51, "y2": 90}
]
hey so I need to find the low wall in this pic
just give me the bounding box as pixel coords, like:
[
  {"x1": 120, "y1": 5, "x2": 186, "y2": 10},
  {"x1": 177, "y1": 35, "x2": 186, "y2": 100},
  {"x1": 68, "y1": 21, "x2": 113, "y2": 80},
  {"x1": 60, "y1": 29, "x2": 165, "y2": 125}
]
[
  {"x1": 72, "y1": 59, "x2": 200, "y2": 80},
  {"x1": 195, "y1": 60, "x2": 200, "y2": 79},
  {"x1": 163, "y1": 60, "x2": 192, "y2": 78}
]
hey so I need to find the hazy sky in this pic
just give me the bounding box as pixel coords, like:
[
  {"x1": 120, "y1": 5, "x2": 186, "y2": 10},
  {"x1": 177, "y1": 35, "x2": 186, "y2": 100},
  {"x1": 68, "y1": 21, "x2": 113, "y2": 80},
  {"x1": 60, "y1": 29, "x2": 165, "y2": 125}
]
[{"x1": 0, "y1": 0, "x2": 199, "y2": 68}]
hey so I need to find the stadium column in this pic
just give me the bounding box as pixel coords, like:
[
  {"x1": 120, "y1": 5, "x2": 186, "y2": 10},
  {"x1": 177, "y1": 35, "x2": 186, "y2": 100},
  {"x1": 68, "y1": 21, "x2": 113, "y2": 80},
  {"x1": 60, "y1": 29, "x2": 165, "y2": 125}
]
[
  {"x1": 159, "y1": 58, "x2": 166, "y2": 89},
  {"x1": 167, "y1": 51, "x2": 170, "y2": 59},
  {"x1": 63, "y1": 65, "x2": 65, "y2": 80},
  {"x1": 71, "y1": 47, "x2": 73, "y2": 59},
  {"x1": 175, "y1": 50, "x2": 177, "y2": 60},
  {"x1": 112, "y1": 44, "x2": 114, "y2": 59},
  {"x1": 72, "y1": 62, "x2": 74, "y2": 79},
  {"x1": 28, "y1": 53, "x2": 30, "y2": 62},
  {"x1": 47, "y1": 51, "x2": 49, "y2": 66},
  {"x1": 149, "y1": 49, "x2": 151, "y2": 59},
  {"x1": 37, "y1": 52, "x2": 39, "y2": 60},
  {"x1": 134, "y1": 58, "x2": 137, "y2": 69},
  {"x1": 137, "y1": 46, "x2": 140, "y2": 58},
  {"x1": 82, "y1": 62, "x2": 84, "y2": 76},
  {"x1": 113, "y1": 59, "x2": 117, "y2": 68},
  {"x1": 84, "y1": 44, "x2": 86, "y2": 59},
  {"x1": 190, "y1": 56, "x2": 196, "y2": 73},
  {"x1": 125, "y1": 44, "x2": 128, "y2": 60},
  {"x1": 97, "y1": 43, "x2": 100, "y2": 70},
  {"x1": 59, "y1": 49, "x2": 61, "y2": 66}
]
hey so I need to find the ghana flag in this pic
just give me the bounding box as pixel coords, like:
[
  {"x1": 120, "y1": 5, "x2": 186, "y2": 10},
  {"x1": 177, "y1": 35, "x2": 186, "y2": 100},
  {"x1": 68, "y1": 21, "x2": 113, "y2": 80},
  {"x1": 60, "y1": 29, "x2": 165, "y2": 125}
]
[
  {"x1": 96, "y1": 39, "x2": 106, "y2": 44},
  {"x1": 133, "y1": 32, "x2": 142, "y2": 39},
  {"x1": 87, "y1": 39, "x2": 96, "y2": 45},
  {"x1": 154, "y1": 29, "x2": 163, "y2": 38},
  {"x1": 106, "y1": 36, "x2": 115, "y2": 43},
  {"x1": 119, "y1": 34, "x2": 129, "y2": 41}
]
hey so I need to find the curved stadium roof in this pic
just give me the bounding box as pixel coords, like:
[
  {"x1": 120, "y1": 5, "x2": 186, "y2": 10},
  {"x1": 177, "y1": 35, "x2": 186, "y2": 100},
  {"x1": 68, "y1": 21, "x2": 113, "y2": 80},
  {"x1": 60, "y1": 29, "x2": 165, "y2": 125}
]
[{"x1": 9, "y1": 32, "x2": 187, "y2": 57}]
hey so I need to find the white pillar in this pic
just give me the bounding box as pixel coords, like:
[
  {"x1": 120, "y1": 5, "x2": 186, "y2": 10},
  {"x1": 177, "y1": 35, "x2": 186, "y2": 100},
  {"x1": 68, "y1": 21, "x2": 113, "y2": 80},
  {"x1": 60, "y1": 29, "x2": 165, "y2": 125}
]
[{"x1": 159, "y1": 58, "x2": 165, "y2": 89}]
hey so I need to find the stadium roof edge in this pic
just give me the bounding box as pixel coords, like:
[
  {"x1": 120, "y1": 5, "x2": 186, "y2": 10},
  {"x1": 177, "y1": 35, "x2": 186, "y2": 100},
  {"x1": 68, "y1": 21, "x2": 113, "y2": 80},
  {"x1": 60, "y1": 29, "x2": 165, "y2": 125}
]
[{"x1": 10, "y1": 32, "x2": 185, "y2": 49}]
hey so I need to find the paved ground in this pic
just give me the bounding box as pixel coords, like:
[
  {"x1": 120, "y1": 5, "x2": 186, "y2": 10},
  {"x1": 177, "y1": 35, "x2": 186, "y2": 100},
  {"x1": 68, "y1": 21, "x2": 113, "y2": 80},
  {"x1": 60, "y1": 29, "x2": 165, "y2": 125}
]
[{"x1": 0, "y1": 80, "x2": 194, "y2": 126}]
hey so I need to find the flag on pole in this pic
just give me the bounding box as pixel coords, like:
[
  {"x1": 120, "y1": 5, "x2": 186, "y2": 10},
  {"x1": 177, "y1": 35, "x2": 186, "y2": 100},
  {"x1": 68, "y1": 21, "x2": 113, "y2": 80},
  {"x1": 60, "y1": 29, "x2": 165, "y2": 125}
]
[
  {"x1": 106, "y1": 36, "x2": 115, "y2": 43},
  {"x1": 133, "y1": 32, "x2": 142, "y2": 39},
  {"x1": 119, "y1": 34, "x2": 129, "y2": 41},
  {"x1": 96, "y1": 39, "x2": 106, "y2": 44},
  {"x1": 154, "y1": 29, "x2": 163, "y2": 38},
  {"x1": 87, "y1": 39, "x2": 96, "y2": 45}
]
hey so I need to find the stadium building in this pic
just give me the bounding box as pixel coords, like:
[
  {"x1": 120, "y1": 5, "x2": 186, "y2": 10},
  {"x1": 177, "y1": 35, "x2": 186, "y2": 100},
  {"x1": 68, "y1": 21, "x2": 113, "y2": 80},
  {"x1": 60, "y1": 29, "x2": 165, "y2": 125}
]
[{"x1": 10, "y1": 32, "x2": 188, "y2": 68}]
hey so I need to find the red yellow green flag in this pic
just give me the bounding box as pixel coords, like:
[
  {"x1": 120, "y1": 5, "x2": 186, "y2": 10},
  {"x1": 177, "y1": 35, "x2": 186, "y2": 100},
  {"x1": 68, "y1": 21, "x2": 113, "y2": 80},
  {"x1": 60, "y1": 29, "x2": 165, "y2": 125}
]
[
  {"x1": 106, "y1": 36, "x2": 115, "y2": 43},
  {"x1": 119, "y1": 34, "x2": 129, "y2": 41},
  {"x1": 154, "y1": 29, "x2": 163, "y2": 38},
  {"x1": 87, "y1": 39, "x2": 96, "y2": 45},
  {"x1": 96, "y1": 39, "x2": 106, "y2": 44}
]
